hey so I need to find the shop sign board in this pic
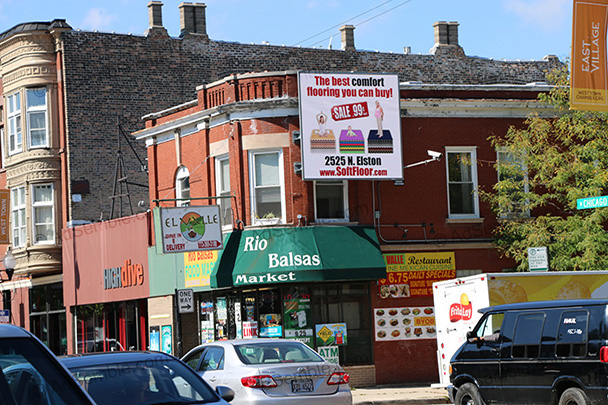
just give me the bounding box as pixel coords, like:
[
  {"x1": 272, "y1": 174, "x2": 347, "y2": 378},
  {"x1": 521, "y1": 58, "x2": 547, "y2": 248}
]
[
  {"x1": 160, "y1": 206, "x2": 222, "y2": 254},
  {"x1": 298, "y1": 72, "x2": 403, "y2": 180},
  {"x1": 374, "y1": 306, "x2": 436, "y2": 341},
  {"x1": 0, "y1": 310, "x2": 9, "y2": 324},
  {"x1": 177, "y1": 289, "x2": 194, "y2": 314},
  {"x1": 378, "y1": 252, "x2": 455, "y2": 298},
  {"x1": 184, "y1": 250, "x2": 217, "y2": 288}
]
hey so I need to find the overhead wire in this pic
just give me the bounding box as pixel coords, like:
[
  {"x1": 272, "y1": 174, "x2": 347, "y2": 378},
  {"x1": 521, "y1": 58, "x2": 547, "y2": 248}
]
[
  {"x1": 304, "y1": 0, "x2": 414, "y2": 49},
  {"x1": 291, "y1": 0, "x2": 395, "y2": 47}
]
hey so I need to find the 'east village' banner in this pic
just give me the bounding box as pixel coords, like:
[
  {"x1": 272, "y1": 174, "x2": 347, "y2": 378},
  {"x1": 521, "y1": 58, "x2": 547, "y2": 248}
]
[{"x1": 571, "y1": 0, "x2": 608, "y2": 111}]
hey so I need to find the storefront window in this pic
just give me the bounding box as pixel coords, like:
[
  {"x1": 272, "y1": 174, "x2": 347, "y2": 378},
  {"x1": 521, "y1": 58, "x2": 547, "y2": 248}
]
[
  {"x1": 283, "y1": 287, "x2": 313, "y2": 347},
  {"x1": 258, "y1": 288, "x2": 282, "y2": 338},
  {"x1": 311, "y1": 282, "x2": 372, "y2": 366},
  {"x1": 215, "y1": 297, "x2": 228, "y2": 340},
  {"x1": 200, "y1": 300, "x2": 214, "y2": 343},
  {"x1": 75, "y1": 300, "x2": 147, "y2": 353},
  {"x1": 29, "y1": 283, "x2": 67, "y2": 355}
]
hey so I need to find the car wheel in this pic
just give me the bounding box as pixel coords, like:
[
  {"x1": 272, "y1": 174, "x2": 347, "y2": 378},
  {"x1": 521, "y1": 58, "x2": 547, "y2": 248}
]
[
  {"x1": 454, "y1": 383, "x2": 485, "y2": 405},
  {"x1": 558, "y1": 388, "x2": 589, "y2": 405}
]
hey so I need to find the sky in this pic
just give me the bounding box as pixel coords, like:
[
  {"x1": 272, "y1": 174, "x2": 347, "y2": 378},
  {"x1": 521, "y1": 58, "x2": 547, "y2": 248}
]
[{"x1": 0, "y1": 0, "x2": 572, "y2": 62}]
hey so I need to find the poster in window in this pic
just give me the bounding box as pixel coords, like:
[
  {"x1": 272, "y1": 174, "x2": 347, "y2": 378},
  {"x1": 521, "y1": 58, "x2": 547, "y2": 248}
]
[
  {"x1": 283, "y1": 289, "x2": 313, "y2": 347},
  {"x1": 161, "y1": 325, "x2": 172, "y2": 354},
  {"x1": 149, "y1": 326, "x2": 160, "y2": 351}
]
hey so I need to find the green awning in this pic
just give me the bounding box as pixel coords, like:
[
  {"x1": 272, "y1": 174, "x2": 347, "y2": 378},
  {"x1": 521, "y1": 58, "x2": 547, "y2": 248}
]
[{"x1": 211, "y1": 226, "x2": 386, "y2": 288}]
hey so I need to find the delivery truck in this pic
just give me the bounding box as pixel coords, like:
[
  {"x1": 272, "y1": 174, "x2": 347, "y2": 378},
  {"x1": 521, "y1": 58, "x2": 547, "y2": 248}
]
[{"x1": 432, "y1": 271, "x2": 608, "y2": 387}]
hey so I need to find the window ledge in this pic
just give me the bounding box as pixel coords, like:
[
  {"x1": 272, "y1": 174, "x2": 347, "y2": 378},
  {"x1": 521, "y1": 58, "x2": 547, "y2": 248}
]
[{"x1": 446, "y1": 217, "x2": 485, "y2": 225}]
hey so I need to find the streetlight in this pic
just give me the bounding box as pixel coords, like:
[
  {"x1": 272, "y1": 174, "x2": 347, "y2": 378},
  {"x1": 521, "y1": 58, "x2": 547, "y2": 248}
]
[{"x1": 1, "y1": 247, "x2": 16, "y2": 282}]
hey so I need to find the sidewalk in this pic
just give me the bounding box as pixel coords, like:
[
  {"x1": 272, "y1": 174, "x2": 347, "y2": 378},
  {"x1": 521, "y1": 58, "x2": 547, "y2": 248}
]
[{"x1": 352, "y1": 385, "x2": 450, "y2": 404}]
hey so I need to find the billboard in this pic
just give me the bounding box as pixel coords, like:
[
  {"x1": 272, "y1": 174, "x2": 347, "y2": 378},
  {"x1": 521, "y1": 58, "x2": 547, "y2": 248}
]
[
  {"x1": 298, "y1": 72, "x2": 403, "y2": 180},
  {"x1": 160, "y1": 206, "x2": 222, "y2": 253},
  {"x1": 571, "y1": 0, "x2": 608, "y2": 111}
]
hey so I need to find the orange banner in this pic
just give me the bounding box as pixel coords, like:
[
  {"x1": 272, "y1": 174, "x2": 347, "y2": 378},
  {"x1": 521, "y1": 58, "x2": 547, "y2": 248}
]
[
  {"x1": 0, "y1": 190, "x2": 8, "y2": 244},
  {"x1": 571, "y1": 0, "x2": 608, "y2": 111}
]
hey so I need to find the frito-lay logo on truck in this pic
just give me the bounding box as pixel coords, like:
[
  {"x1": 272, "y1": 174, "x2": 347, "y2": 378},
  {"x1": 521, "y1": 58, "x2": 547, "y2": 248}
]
[{"x1": 449, "y1": 294, "x2": 473, "y2": 322}]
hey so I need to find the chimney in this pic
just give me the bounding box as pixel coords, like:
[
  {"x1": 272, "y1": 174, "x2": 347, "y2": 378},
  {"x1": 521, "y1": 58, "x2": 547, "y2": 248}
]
[
  {"x1": 340, "y1": 25, "x2": 355, "y2": 51},
  {"x1": 148, "y1": 1, "x2": 163, "y2": 28},
  {"x1": 146, "y1": 1, "x2": 168, "y2": 36},
  {"x1": 433, "y1": 21, "x2": 459, "y2": 46},
  {"x1": 179, "y1": 2, "x2": 208, "y2": 38}
]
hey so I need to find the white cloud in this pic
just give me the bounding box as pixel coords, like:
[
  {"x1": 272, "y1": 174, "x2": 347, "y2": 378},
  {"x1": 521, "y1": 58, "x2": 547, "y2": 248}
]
[
  {"x1": 81, "y1": 8, "x2": 116, "y2": 31},
  {"x1": 503, "y1": 0, "x2": 569, "y2": 31}
]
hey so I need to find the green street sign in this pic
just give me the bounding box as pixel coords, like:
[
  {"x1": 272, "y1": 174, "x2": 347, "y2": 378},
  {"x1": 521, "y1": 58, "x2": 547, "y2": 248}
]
[{"x1": 577, "y1": 196, "x2": 608, "y2": 210}]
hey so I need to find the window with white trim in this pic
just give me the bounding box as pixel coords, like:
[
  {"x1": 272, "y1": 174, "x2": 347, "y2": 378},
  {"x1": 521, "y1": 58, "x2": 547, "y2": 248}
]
[
  {"x1": 249, "y1": 151, "x2": 285, "y2": 224},
  {"x1": 215, "y1": 156, "x2": 232, "y2": 229},
  {"x1": 497, "y1": 149, "x2": 530, "y2": 218},
  {"x1": 7, "y1": 92, "x2": 22, "y2": 154},
  {"x1": 27, "y1": 88, "x2": 48, "y2": 148},
  {"x1": 175, "y1": 166, "x2": 190, "y2": 207},
  {"x1": 446, "y1": 147, "x2": 479, "y2": 218},
  {"x1": 32, "y1": 184, "x2": 55, "y2": 244},
  {"x1": 11, "y1": 186, "x2": 26, "y2": 248},
  {"x1": 314, "y1": 180, "x2": 349, "y2": 222}
]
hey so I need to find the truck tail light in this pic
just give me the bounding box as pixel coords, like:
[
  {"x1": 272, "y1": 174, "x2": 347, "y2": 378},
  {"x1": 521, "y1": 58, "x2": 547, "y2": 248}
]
[
  {"x1": 327, "y1": 372, "x2": 350, "y2": 385},
  {"x1": 241, "y1": 375, "x2": 278, "y2": 388},
  {"x1": 600, "y1": 346, "x2": 608, "y2": 363}
]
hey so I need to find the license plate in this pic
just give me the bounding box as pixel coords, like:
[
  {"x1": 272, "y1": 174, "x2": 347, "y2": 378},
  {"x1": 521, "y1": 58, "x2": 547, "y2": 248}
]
[{"x1": 291, "y1": 379, "x2": 314, "y2": 393}]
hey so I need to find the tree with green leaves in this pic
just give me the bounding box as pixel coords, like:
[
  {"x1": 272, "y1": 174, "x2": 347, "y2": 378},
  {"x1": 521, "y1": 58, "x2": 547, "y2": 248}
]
[{"x1": 482, "y1": 66, "x2": 608, "y2": 271}]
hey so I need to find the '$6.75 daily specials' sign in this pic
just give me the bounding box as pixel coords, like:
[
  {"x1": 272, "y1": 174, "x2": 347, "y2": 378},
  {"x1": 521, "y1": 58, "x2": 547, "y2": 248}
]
[{"x1": 298, "y1": 72, "x2": 403, "y2": 181}]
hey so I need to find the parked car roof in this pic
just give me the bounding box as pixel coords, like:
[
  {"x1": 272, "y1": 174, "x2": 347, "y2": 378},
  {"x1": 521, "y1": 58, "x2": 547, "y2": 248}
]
[
  {"x1": 480, "y1": 298, "x2": 608, "y2": 314},
  {"x1": 60, "y1": 350, "x2": 175, "y2": 367},
  {"x1": 0, "y1": 323, "x2": 35, "y2": 338}
]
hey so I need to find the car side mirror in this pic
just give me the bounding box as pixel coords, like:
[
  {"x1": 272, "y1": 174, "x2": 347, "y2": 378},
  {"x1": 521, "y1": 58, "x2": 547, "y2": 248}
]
[
  {"x1": 216, "y1": 385, "x2": 235, "y2": 402},
  {"x1": 466, "y1": 331, "x2": 475, "y2": 342}
]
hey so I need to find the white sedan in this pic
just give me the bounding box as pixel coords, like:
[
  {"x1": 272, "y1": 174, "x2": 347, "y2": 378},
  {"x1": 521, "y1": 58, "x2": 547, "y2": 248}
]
[{"x1": 182, "y1": 338, "x2": 353, "y2": 404}]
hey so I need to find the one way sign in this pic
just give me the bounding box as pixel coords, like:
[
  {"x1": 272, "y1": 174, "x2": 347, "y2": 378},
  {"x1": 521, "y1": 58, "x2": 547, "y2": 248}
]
[{"x1": 177, "y1": 289, "x2": 194, "y2": 314}]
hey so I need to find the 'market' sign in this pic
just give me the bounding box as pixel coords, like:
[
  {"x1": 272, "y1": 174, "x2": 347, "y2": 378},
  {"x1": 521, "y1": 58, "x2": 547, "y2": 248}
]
[{"x1": 298, "y1": 72, "x2": 403, "y2": 180}]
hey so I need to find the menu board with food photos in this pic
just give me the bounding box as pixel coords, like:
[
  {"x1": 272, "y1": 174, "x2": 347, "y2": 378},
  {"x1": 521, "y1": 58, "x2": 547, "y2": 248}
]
[{"x1": 374, "y1": 306, "x2": 436, "y2": 341}]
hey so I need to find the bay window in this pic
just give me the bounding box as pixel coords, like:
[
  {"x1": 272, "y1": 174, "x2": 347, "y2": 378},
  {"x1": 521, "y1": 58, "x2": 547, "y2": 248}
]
[
  {"x1": 215, "y1": 156, "x2": 232, "y2": 229},
  {"x1": 7, "y1": 92, "x2": 22, "y2": 154},
  {"x1": 11, "y1": 186, "x2": 26, "y2": 247},
  {"x1": 250, "y1": 151, "x2": 285, "y2": 224},
  {"x1": 27, "y1": 88, "x2": 49, "y2": 148},
  {"x1": 32, "y1": 184, "x2": 55, "y2": 244}
]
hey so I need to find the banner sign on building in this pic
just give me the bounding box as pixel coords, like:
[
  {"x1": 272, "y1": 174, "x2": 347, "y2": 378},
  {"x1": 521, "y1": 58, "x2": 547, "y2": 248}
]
[
  {"x1": 378, "y1": 252, "x2": 456, "y2": 298},
  {"x1": 571, "y1": 0, "x2": 608, "y2": 111},
  {"x1": 160, "y1": 206, "x2": 222, "y2": 253},
  {"x1": 298, "y1": 72, "x2": 403, "y2": 180},
  {"x1": 184, "y1": 250, "x2": 218, "y2": 288},
  {"x1": 0, "y1": 190, "x2": 9, "y2": 244}
]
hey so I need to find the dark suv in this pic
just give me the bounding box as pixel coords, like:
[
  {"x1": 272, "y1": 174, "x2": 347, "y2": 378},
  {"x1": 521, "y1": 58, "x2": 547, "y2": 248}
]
[{"x1": 449, "y1": 299, "x2": 608, "y2": 405}]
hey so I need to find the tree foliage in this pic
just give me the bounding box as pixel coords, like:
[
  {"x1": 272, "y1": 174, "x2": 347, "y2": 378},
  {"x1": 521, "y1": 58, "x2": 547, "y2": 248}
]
[{"x1": 482, "y1": 67, "x2": 608, "y2": 271}]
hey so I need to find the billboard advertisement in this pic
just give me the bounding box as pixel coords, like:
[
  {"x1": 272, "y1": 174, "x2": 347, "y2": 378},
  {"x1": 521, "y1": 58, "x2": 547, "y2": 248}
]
[
  {"x1": 571, "y1": 0, "x2": 608, "y2": 111},
  {"x1": 298, "y1": 72, "x2": 402, "y2": 180}
]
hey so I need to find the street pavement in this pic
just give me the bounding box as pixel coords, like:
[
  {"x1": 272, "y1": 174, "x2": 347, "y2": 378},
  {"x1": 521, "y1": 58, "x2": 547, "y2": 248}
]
[{"x1": 352, "y1": 384, "x2": 450, "y2": 404}]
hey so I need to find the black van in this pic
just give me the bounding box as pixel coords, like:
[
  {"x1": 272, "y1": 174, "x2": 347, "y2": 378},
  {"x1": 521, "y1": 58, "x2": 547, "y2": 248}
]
[{"x1": 449, "y1": 299, "x2": 608, "y2": 405}]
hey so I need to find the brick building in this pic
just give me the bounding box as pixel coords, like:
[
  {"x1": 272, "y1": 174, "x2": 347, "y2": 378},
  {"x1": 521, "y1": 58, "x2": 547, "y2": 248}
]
[
  {"x1": 134, "y1": 69, "x2": 555, "y2": 385},
  {"x1": 0, "y1": 1, "x2": 560, "y2": 366}
]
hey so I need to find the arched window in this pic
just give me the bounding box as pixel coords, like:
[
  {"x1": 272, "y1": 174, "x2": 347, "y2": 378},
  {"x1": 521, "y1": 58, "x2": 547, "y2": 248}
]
[{"x1": 175, "y1": 166, "x2": 190, "y2": 207}]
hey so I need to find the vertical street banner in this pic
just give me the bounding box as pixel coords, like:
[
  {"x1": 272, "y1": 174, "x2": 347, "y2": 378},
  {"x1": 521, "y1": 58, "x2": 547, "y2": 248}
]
[
  {"x1": 298, "y1": 72, "x2": 403, "y2": 180},
  {"x1": 571, "y1": 0, "x2": 608, "y2": 111},
  {"x1": 0, "y1": 190, "x2": 8, "y2": 244}
]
